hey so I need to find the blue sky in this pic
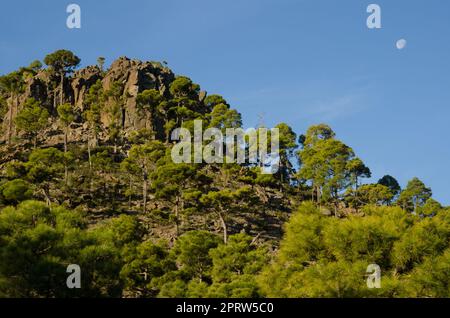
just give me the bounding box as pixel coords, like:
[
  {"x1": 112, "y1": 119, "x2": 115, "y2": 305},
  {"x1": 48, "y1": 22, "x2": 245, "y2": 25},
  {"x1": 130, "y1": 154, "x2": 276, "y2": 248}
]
[{"x1": 1, "y1": 0, "x2": 449, "y2": 204}]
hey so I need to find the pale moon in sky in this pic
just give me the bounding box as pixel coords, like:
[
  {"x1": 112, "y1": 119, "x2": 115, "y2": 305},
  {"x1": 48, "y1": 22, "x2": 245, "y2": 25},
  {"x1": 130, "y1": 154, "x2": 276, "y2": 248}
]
[{"x1": 396, "y1": 39, "x2": 407, "y2": 50}]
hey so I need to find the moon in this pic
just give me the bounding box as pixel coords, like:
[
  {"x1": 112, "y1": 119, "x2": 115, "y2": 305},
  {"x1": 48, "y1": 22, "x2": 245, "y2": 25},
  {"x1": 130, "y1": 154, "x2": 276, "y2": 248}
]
[{"x1": 396, "y1": 39, "x2": 407, "y2": 50}]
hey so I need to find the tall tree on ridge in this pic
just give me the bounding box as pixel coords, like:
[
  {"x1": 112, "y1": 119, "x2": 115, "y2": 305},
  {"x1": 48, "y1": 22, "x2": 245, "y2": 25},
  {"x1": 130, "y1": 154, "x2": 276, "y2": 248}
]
[
  {"x1": 398, "y1": 177, "x2": 432, "y2": 213},
  {"x1": 105, "y1": 81, "x2": 126, "y2": 153},
  {"x1": 297, "y1": 124, "x2": 354, "y2": 209},
  {"x1": 121, "y1": 141, "x2": 165, "y2": 213},
  {"x1": 378, "y1": 175, "x2": 401, "y2": 198},
  {"x1": 84, "y1": 80, "x2": 104, "y2": 170},
  {"x1": 97, "y1": 57, "x2": 106, "y2": 73},
  {"x1": 44, "y1": 50, "x2": 80, "y2": 107},
  {"x1": 274, "y1": 123, "x2": 298, "y2": 187}
]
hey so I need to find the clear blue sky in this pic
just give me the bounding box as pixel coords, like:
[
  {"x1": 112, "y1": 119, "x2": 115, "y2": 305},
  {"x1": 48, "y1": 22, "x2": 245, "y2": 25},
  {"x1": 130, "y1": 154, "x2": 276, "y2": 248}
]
[{"x1": 1, "y1": 0, "x2": 449, "y2": 204}]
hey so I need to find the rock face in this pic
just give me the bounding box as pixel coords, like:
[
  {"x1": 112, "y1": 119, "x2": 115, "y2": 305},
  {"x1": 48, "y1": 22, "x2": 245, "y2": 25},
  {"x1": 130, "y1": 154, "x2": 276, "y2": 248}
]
[
  {"x1": 1, "y1": 57, "x2": 176, "y2": 143},
  {"x1": 71, "y1": 65, "x2": 102, "y2": 112},
  {"x1": 24, "y1": 72, "x2": 53, "y2": 113},
  {"x1": 101, "y1": 57, "x2": 174, "y2": 130}
]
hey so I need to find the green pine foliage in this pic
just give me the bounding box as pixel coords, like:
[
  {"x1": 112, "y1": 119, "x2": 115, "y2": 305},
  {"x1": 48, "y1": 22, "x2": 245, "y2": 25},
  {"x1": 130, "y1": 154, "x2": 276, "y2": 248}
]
[
  {"x1": 258, "y1": 203, "x2": 449, "y2": 297},
  {"x1": 0, "y1": 51, "x2": 448, "y2": 298}
]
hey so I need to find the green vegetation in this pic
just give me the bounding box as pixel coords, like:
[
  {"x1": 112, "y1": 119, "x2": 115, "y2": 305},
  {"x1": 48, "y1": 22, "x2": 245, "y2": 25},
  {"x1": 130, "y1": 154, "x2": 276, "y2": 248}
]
[
  {"x1": 15, "y1": 98, "x2": 49, "y2": 148},
  {"x1": 0, "y1": 50, "x2": 448, "y2": 298},
  {"x1": 44, "y1": 49, "x2": 80, "y2": 107},
  {"x1": 259, "y1": 202, "x2": 449, "y2": 297}
]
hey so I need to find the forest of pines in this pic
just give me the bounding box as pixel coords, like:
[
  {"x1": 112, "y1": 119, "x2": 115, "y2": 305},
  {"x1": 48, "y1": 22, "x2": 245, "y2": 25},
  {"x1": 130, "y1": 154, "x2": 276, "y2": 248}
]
[{"x1": 0, "y1": 50, "x2": 448, "y2": 298}]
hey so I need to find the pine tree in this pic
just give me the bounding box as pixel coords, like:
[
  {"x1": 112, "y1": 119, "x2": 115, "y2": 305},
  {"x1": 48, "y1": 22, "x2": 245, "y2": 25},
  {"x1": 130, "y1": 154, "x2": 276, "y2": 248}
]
[
  {"x1": 15, "y1": 98, "x2": 49, "y2": 148},
  {"x1": 44, "y1": 50, "x2": 80, "y2": 107},
  {"x1": 121, "y1": 141, "x2": 165, "y2": 213}
]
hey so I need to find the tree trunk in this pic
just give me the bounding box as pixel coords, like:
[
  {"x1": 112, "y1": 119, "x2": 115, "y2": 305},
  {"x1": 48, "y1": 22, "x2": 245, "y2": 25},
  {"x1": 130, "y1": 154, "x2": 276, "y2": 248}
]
[
  {"x1": 7, "y1": 94, "x2": 15, "y2": 145},
  {"x1": 60, "y1": 71, "x2": 64, "y2": 106},
  {"x1": 53, "y1": 90, "x2": 57, "y2": 112},
  {"x1": 142, "y1": 171, "x2": 148, "y2": 213},
  {"x1": 13, "y1": 96, "x2": 18, "y2": 139},
  {"x1": 64, "y1": 127, "x2": 68, "y2": 184},
  {"x1": 317, "y1": 186, "x2": 321, "y2": 204},
  {"x1": 413, "y1": 197, "x2": 417, "y2": 214},
  {"x1": 64, "y1": 127, "x2": 68, "y2": 153},
  {"x1": 128, "y1": 177, "x2": 132, "y2": 209},
  {"x1": 87, "y1": 135, "x2": 92, "y2": 172},
  {"x1": 279, "y1": 157, "x2": 285, "y2": 184},
  {"x1": 42, "y1": 186, "x2": 51, "y2": 206},
  {"x1": 87, "y1": 134, "x2": 95, "y2": 192},
  {"x1": 174, "y1": 196, "x2": 180, "y2": 237},
  {"x1": 93, "y1": 127, "x2": 98, "y2": 147},
  {"x1": 279, "y1": 159, "x2": 284, "y2": 192},
  {"x1": 218, "y1": 212, "x2": 228, "y2": 244}
]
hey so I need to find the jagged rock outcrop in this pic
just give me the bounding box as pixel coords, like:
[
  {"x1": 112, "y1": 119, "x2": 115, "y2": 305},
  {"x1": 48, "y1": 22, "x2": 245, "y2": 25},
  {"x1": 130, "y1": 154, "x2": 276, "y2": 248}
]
[
  {"x1": 101, "y1": 57, "x2": 175, "y2": 130},
  {"x1": 1, "y1": 57, "x2": 176, "y2": 143},
  {"x1": 71, "y1": 65, "x2": 102, "y2": 112}
]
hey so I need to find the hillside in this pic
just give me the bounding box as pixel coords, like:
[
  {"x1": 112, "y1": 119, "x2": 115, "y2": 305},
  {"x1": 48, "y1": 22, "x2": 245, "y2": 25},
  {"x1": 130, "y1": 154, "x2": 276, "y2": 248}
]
[{"x1": 0, "y1": 50, "x2": 448, "y2": 298}]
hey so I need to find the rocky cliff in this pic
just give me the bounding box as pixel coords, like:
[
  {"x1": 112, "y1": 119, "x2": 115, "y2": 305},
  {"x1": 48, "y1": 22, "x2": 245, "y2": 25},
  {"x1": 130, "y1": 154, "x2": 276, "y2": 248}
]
[{"x1": 0, "y1": 57, "x2": 185, "y2": 147}]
